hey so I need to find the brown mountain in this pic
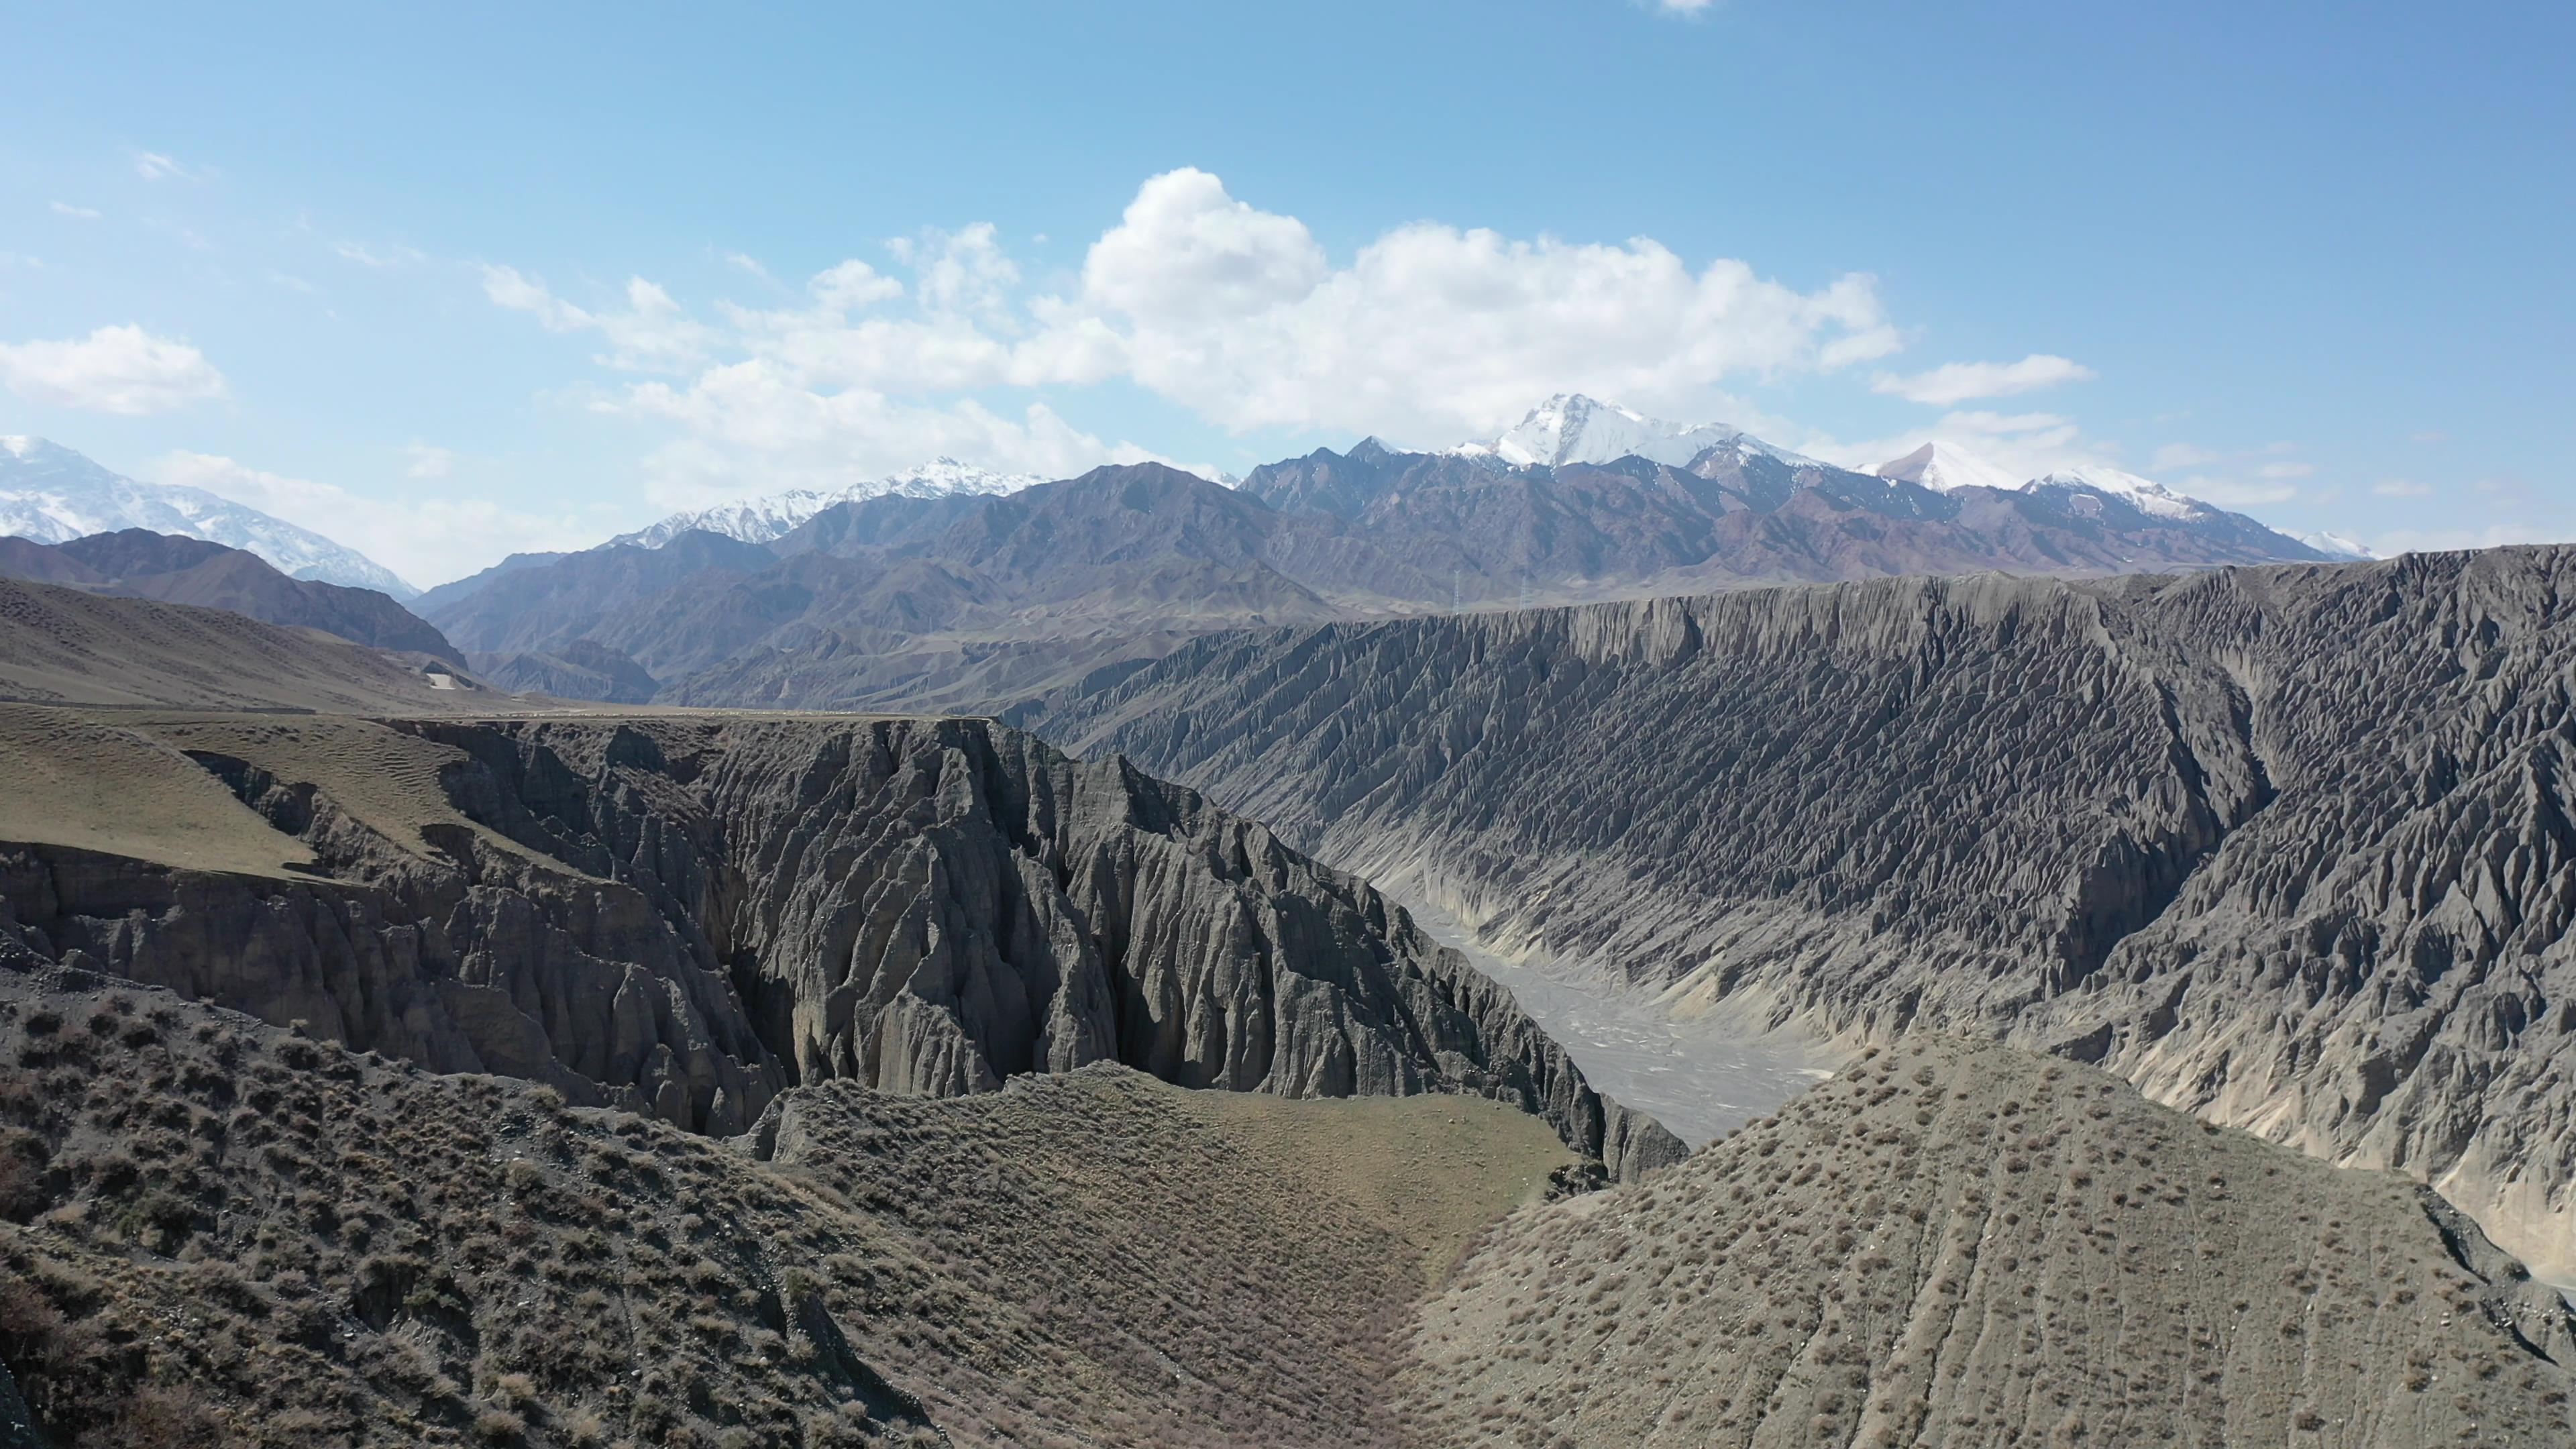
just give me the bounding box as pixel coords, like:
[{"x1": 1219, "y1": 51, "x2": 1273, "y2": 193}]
[
  {"x1": 0, "y1": 528, "x2": 461, "y2": 663},
  {"x1": 414, "y1": 439, "x2": 2331, "y2": 712}
]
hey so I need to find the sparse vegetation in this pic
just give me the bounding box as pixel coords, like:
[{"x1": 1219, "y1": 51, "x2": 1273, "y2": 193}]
[{"x1": 0, "y1": 969, "x2": 1572, "y2": 1448}]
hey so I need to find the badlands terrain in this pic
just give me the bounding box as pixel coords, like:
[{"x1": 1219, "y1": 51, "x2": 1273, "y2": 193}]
[{"x1": 0, "y1": 476, "x2": 2572, "y2": 1442}]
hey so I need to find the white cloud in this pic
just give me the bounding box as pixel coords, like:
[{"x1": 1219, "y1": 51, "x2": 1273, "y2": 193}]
[
  {"x1": 489, "y1": 167, "x2": 1901, "y2": 470},
  {"x1": 2256, "y1": 460, "x2": 2314, "y2": 480},
  {"x1": 130, "y1": 150, "x2": 213, "y2": 183},
  {"x1": 722, "y1": 252, "x2": 774, "y2": 282},
  {"x1": 2373, "y1": 478, "x2": 2432, "y2": 497},
  {"x1": 1069, "y1": 168, "x2": 1897, "y2": 441},
  {"x1": 266, "y1": 271, "x2": 321, "y2": 295},
  {"x1": 2373, "y1": 522, "x2": 2567, "y2": 555},
  {"x1": 50, "y1": 201, "x2": 101, "y2": 220},
  {"x1": 154, "y1": 451, "x2": 605, "y2": 588},
  {"x1": 1871, "y1": 353, "x2": 2095, "y2": 406},
  {"x1": 1654, "y1": 0, "x2": 1719, "y2": 11},
  {"x1": 2179, "y1": 475, "x2": 2298, "y2": 506},
  {"x1": 405, "y1": 443, "x2": 455, "y2": 479},
  {"x1": 614, "y1": 362, "x2": 1134, "y2": 510},
  {"x1": 480, "y1": 266, "x2": 714, "y2": 372},
  {"x1": 2151, "y1": 442, "x2": 2220, "y2": 470},
  {"x1": 0, "y1": 325, "x2": 229, "y2": 414},
  {"x1": 331, "y1": 239, "x2": 426, "y2": 268}
]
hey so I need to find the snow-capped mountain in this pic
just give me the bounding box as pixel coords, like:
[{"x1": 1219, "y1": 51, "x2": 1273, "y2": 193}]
[
  {"x1": 2292, "y1": 530, "x2": 2375, "y2": 561},
  {"x1": 0, "y1": 436, "x2": 417, "y2": 597},
  {"x1": 612, "y1": 458, "x2": 1043, "y2": 548},
  {"x1": 2023, "y1": 465, "x2": 2207, "y2": 522},
  {"x1": 1867, "y1": 438, "x2": 2367, "y2": 558},
  {"x1": 1454, "y1": 394, "x2": 1818, "y2": 470},
  {"x1": 1872, "y1": 440, "x2": 2029, "y2": 494}
]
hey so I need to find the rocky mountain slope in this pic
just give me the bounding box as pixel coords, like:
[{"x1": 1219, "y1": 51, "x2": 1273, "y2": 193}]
[
  {"x1": 0, "y1": 437, "x2": 414, "y2": 597},
  {"x1": 1401, "y1": 1036, "x2": 2575, "y2": 1448},
  {"x1": 1028, "y1": 545, "x2": 2576, "y2": 1283},
  {"x1": 0, "y1": 961, "x2": 1578, "y2": 1448},
  {"x1": 0, "y1": 708, "x2": 1678, "y2": 1178},
  {"x1": 0, "y1": 580, "x2": 490, "y2": 712},
  {"x1": 0, "y1": 529, "x2": 459, "y2": 663},
  {"x1": 418, "y1": 435, "x2": 2332, "y2": 713}
]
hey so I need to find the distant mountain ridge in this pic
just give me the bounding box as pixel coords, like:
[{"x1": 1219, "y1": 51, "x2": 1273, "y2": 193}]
[
  {"x1": 610, "y1": 457, "x2": 1042, "y2": 548},
  {"x1": 413, "y1": 425, "x2": 2337, "y2": 712},
  {"x1": 0, "y1": 436, "x2": 418, "y2": 596},
  {"x1": 0, "y1": 527, "x2": 460, "y2": 663}
]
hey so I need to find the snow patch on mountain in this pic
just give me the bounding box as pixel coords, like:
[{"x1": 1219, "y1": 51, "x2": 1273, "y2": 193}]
[
  {"x1": 2027, "y1": 465, "x2": 2206, "y2": 521},
  {"x1": 614, "y1": 458, "x2": 1042, "y2": 547},
  {"x1": 1873, "y1": 440, "x2": 2027, "y2": 494},
  {"x1": 0, "y1": 436, "x2": 418, "y2": 597},
  {"x1": 1454, "y1": 394, "x2": 1818, "y2": 470},
  {"x1": 2293, "y1": 530, "x2": 2375, "y2": 561}
]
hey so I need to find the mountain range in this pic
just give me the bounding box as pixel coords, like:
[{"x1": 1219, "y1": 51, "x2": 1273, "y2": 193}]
[
  {"x1": 386, "y1": 398, "x2": 2341, "y2": 709},
  {"x1": 0, "y1": 435, "x2": 418, "y2": 596},
  {"x1": 0, "y1": 528, "x2": 460, "y2": 665}
]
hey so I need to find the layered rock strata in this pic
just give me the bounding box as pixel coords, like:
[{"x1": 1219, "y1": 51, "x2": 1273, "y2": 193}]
[
  {"x1": 1030, "y1": 546, "x2": 2576, "y2": 1279},
  {"x1": 0, "y1": 712, "x2": 1679, "y2": 1175}
]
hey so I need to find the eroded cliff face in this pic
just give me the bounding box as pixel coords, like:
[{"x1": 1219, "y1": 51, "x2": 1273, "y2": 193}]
[
  {"x1": 0, "y1": 713, "x2": 1679, "y2": 1175},
  {"x1": 1030, "y1": 547, "x2": 2576, "y2": 1281}
]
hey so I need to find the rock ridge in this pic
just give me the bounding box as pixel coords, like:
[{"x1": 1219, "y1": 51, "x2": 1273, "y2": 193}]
[
  {"x1": 0, "y1": 711, "x2": 1680, "y2": 1176},
  {"x1": 1027, "y1": 546, "x2": 2576, "y2": 1281}
]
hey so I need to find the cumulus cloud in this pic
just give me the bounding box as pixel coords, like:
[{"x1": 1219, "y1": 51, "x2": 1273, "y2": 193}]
[
  {"x1": 154, "y1": 451, "x2": 606, "y2": 588},
  {"x1": 50, "y1": 201, "x2": 101, "y2": 220},
  {"x1": 1075, "y1": 168, "x2": 1897, "y2": 441},
  {"x1": 614, "y1": 364, "x2": 1138, "y2": 510},
  {"x1": 0, "y1": 325, "x2": 228, "y2": 414},
  {"x1": 1871, "y1": 353, "x2": 2095, "y2": 406},
  {"x1": 487, "y1": 167, "x2": 1907, "y2": 496},
  {"x1": 481, "y1": 266, "x2": 714, "y2": 372}
]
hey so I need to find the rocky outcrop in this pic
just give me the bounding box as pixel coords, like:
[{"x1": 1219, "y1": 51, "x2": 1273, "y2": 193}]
[
  {"x1": 1029, "y1": 546, "x2": 2576, "y2": 1281},
  {"x1": 1401, "y1": 1036, "x2": 2576, "y2": 1448},
  {"x1": 0, "y1": 714, "x2": 1679, "y2": 1175}
]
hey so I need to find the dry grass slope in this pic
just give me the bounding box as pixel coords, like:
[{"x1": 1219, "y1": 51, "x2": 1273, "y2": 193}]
[
  {"x1": 1401, "y1": 1036, "x2": 2576, "y2": 1448},
  {"x1": 0, "y1": 962, "x2": 1572, "y2": 1449}
]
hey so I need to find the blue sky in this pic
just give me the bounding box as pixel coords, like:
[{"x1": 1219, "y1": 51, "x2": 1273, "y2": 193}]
[{"x1": 3, "y1": 0, "x2": 2569, "y2": 586}]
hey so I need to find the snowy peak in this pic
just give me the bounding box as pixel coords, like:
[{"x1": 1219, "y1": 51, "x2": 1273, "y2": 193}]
[
  {"x1": 0, "y1": 437, "x2": 417, "y2": 597},
  {"x1": 1455, "y1": 394, "x2": 1813, "y2": 471},
  {"x1": 1874, "y1": 440, "x2": 2027, "y2": 494},
  {"x1": 1868, "y1": 441, "x2": 2217, "y2": 521},
  {"x1": 2294, "y1": 530, "x2": 2375, "y2": 561},
  {"x1": 2027, "y1": 465, "x2": 2208, "y2": 521},
  {"x1": 614, "y1": 459, "x2": 1044, "y2": 549}
]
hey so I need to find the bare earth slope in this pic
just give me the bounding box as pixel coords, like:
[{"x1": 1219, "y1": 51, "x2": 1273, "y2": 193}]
[
  {"x1": 1029, "y1": 546, "x2": 2576, "y2": 1281},
  {"x1": 0, "y1": 580, "x2": 484, "y2": 712},
  {"x1": 1401, "y1": 1036, "x2": 2576, "y2": 1448},
  {"x1": 0, "y1": 963, "x2": 1575, "y2": 1449},
  {"x1": 0, "y1": 708, "x2": 1679, "y2": 1177}
]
